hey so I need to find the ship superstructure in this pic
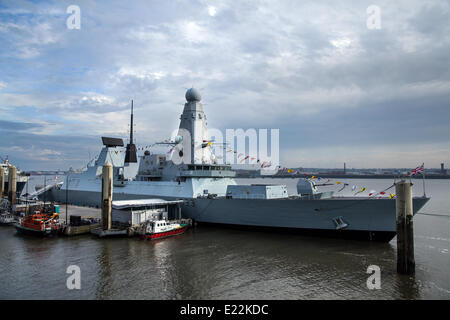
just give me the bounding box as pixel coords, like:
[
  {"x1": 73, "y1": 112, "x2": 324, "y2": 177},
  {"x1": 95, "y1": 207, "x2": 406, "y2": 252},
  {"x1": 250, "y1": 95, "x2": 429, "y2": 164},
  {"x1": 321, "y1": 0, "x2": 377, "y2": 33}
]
[
  {"x1": 1, "y1": 156, "x2": 29, "y2": 196},
  {"x1": 42, "y1": 89, "x2": 430, "y2": 242}
]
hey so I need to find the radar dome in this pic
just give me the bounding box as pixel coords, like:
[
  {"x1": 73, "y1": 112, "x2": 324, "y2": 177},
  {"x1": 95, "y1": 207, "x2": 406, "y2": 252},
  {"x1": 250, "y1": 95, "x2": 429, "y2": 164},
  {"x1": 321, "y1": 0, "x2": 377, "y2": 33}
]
[{"x1": 185, "y1": 88, "x2": 202, "y2": 102}]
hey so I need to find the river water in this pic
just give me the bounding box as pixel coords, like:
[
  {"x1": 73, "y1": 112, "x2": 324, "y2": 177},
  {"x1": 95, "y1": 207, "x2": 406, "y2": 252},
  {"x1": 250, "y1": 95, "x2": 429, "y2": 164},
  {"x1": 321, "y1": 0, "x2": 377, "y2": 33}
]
[{"x1": 0, "y1": 177, "x2": 449, "y2": 299}]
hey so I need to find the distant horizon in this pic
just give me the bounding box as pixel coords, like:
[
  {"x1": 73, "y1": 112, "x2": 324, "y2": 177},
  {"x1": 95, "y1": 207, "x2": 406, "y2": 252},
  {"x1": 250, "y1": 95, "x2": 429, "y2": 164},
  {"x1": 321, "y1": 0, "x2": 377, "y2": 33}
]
[
  {"x1": 17, "y1": 164, "x2": 447, "y2": 173},
  {"x1": 1, "y1": 1, "x2": 450, "y2": 170}
]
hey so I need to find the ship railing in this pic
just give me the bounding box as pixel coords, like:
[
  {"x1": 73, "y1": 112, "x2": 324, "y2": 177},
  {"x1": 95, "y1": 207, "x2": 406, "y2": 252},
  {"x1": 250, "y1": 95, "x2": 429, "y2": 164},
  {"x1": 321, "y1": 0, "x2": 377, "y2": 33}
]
[
  {"x1": 227, "y1": 194, "x2": 267, "y2": 200},
  {"x1": 164, "y1": 218, "x2": 192, "y2": 226}
]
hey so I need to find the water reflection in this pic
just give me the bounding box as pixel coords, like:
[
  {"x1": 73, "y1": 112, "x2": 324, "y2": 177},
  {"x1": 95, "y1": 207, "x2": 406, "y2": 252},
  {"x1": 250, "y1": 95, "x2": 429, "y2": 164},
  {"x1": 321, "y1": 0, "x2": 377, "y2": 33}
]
[
  {"x1": 396, "y1": 274, "x2": 420, "y2": 299},
  {"x1": 2, "y1": 175, "x2": 450, "y2": 300},
  {"x1": 96, "y1": 240, "x2": 113, "y2": 299}
]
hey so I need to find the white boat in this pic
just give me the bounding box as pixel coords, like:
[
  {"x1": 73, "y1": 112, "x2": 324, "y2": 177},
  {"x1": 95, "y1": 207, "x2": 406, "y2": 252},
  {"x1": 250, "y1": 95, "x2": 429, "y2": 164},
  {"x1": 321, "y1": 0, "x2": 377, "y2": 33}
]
[
  {"x1": 139, "y1": 219, "x2": 190, "y2": 240},
  {"x1": 0, "y1": 213, "x2": 15, "y2": 225}
]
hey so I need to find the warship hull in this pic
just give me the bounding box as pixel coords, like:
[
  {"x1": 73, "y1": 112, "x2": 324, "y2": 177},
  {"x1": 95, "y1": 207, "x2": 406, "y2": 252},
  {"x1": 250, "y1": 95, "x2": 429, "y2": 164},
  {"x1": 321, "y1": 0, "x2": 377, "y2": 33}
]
[
  {"x1": 187, "y1": 197, "x2": 429, "y2": 242},
  {"x1": 4, "y1": 181, "x2": 27, "y2": 197},
  {"x1": 43, "y1": 187, "x2": 429, "y2": 242}
]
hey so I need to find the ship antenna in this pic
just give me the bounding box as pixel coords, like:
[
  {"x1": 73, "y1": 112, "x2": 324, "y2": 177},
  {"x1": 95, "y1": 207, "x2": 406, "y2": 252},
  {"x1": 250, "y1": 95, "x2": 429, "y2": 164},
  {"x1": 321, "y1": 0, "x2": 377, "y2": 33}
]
[
  {"x1": 124, "y1": 100, "x2": 138, "y2": 163},
  {"x1": 130, "y1": 100, "x2": 134, "y2": 144}
]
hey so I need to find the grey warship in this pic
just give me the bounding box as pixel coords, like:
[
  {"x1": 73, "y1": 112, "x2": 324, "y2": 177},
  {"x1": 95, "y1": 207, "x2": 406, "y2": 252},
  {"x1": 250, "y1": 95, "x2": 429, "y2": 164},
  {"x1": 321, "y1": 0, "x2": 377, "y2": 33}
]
[{"x1": 41, "y1": 88, "x2": 429, "y2": 242}]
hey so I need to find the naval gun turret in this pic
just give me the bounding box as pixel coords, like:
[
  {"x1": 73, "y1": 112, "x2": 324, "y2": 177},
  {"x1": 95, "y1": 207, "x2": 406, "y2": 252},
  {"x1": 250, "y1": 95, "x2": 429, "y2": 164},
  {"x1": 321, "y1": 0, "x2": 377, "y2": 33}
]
[
  {"x1": 297, "y1": 179, "x2": 334, "y2": 199},
  {"x1": 297, "y1": 179, "x2": 319, "y2": 196}
]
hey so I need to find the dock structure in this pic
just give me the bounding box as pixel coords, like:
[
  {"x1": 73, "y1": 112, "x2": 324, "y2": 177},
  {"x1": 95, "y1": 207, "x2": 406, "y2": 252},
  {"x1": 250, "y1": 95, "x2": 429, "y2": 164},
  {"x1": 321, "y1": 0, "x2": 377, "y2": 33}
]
[
  {"x1": 63, "y1": 215, "x2": 101, "y2": 236},
  {"x1": 396, "y1": 180, "x2": 415, "y2": 274},
  {"x1": 91, "y1": 199, "x2": 187, "y2": 237},
  {"x1": 64, "y1": 223, "x2": 101, "y2": 236},
  {"x1": 92, "y1": 161, "x2": 127, "y2": 237},
  {"x1": 37, "y1": 204, "x2": 102, "y2": 236},
  {"x1": 91, "y1": 228, "x2": 129, "y2": 238},
  {"x1": 111, "y1": 199, "x2": 184, "y2": 226},
  {"x1": 8, "y1": 166, "x2": 17, "y2": 205}
]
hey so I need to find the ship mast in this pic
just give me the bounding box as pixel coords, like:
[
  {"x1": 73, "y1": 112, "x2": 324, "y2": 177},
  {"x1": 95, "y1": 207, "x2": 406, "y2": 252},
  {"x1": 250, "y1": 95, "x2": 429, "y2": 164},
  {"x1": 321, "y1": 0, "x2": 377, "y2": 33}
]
[
  {"x1": 178, "y1": 88, "x2": 213, "y2": 164},
  {"x1": 124, "y1": 100, "x2": 137, "y2": 163},
  {"x1": 130, "y1": 100, "x2": 134, "y2": 145}
]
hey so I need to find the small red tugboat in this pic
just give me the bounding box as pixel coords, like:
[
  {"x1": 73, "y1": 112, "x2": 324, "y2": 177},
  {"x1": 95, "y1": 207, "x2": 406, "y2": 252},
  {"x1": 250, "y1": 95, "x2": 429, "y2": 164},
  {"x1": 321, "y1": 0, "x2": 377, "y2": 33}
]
[
  {"x1": 139, "y1": 219, "x2": 190, "y2": 240},
  {"x1": 14, "y1": 212, "x2": 62, "y2": 236}
]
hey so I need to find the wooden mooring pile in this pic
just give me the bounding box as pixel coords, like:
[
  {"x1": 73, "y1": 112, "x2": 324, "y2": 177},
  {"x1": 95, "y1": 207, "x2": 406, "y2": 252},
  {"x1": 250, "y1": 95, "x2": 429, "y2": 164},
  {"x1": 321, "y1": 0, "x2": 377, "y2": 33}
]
[{"x1": 395, "y1": 180, "x2": 415, "y2": 275}]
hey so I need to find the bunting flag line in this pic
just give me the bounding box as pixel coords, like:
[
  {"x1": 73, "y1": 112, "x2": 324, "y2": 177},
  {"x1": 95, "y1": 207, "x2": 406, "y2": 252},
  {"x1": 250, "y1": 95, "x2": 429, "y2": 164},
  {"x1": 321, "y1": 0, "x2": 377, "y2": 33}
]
[
  {"x1": 371, "y1": 184, "x2": 395, "y2": 197},
  {"x1": 201, "y1": 141, "x2": 212, "y2": 148},
  {"x1": 261, "y1": 161, "x2": 272, "y2": 168},
  {"x1": 354, "y1": 187, "x2": 367, "y2": 195},
  {"x1": 299, "y1": 180, "x2": 398, "y2": 198},
  {"x1": 337, "y1": 183, "x2": 349, "y2": 192},
  {"x1": 240, "y1": 155, "x2": 250, "y2": 163},
  {"x1": 315, "y1": 182, "x2": 334, "y2": 187}
]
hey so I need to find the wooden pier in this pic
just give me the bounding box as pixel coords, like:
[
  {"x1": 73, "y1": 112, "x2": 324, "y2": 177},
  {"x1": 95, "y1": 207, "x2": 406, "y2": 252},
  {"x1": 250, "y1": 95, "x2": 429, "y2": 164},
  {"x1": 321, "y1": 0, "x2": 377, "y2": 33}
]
[{"x1": 63, "y1": 223, "x2": 101, "y2": 236}]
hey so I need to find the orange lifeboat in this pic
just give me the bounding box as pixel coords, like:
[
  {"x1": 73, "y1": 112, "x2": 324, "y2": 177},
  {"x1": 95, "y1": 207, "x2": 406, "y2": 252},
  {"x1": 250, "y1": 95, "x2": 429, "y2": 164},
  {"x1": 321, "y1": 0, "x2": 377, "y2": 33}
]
[{"x1": 14, "y1": 212, "x2": 62, "y2": 236}]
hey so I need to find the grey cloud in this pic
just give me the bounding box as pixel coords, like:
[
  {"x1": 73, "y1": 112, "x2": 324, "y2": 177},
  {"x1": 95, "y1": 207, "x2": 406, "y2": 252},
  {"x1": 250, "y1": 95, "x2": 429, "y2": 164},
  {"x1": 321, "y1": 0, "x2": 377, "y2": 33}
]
[
  {"x1": 0, "y1": 130, "x2": 104, "y2": 170},
  {"x1": 0, "y1": 120, "x2": 43, "y2": 131},
  {"x1": 408, "y1": 2, "x2": 450, "y2": 36}
]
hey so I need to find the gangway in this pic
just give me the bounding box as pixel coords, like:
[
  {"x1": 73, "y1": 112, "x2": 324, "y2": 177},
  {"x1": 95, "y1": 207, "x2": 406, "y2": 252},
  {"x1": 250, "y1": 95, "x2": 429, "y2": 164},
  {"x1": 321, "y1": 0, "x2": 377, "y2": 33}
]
[{"x1": 21, "y1": 182, "x2": 63, "y2": 201}]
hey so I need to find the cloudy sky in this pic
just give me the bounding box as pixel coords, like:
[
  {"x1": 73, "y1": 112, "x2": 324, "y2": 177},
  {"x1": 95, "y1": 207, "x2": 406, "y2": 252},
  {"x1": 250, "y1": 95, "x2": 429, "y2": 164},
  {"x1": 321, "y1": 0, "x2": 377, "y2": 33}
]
[{"x1": 1, "y1": 0, "x2": 450, "y2": 170}]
